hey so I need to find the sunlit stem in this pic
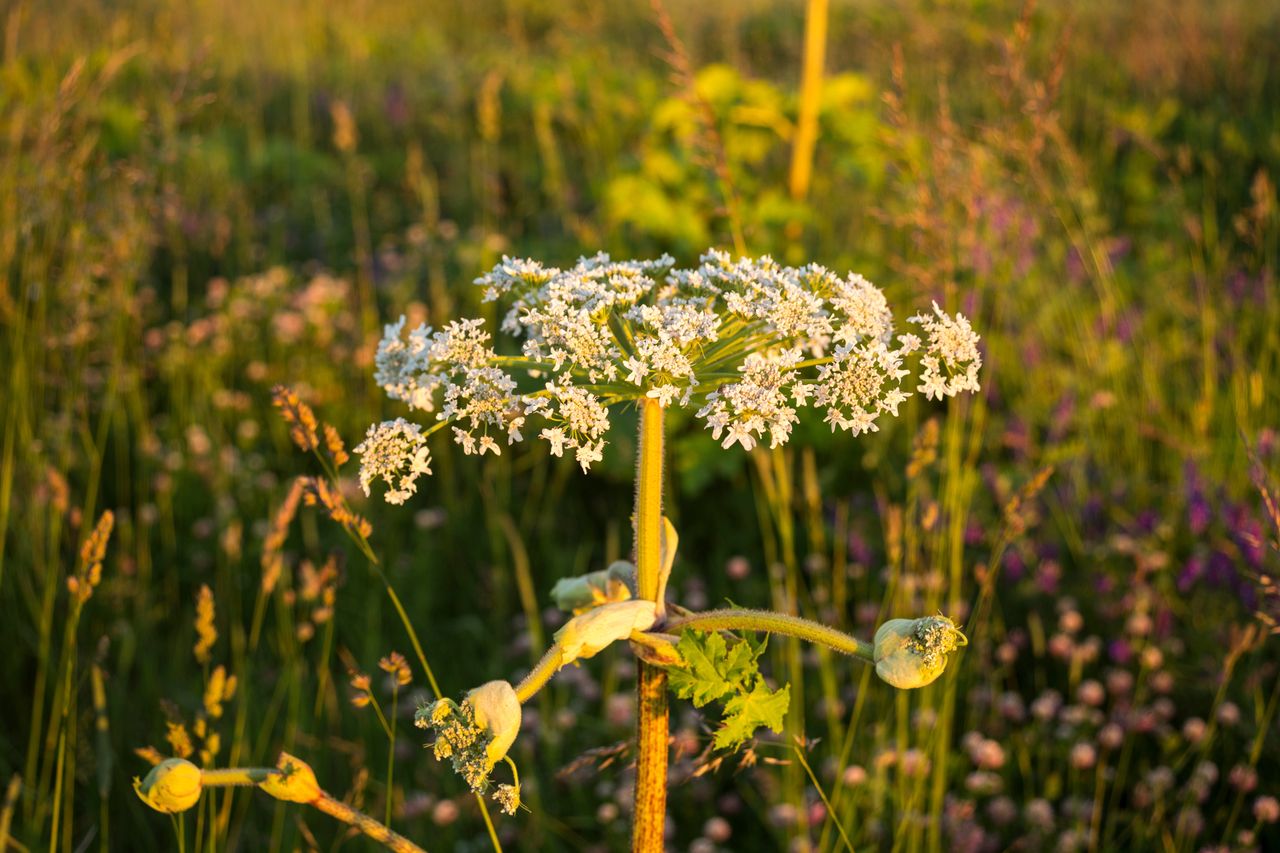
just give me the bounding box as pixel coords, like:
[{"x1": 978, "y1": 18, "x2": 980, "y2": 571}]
[
  {"x1": 514, "y1": 644, "x2": 564, "y2": 704},
  {"x1": 199, "y1": 768, "x2": 278, "y2": 787},
  {"x1": 632, "y1": 399, "x2": 668, "y2": 853},
  {"x1": 635, "y1": 401, "x2": 664, "y2": 601},
  {"x1": 310, "y1": 793, "x2": 425, "y2": 853},
  {"x1": 663, "y1": 608, "x2": 875, "y2": 662}
]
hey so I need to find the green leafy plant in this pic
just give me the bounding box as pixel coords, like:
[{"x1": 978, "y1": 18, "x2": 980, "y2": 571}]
[{"x1": 669, "y1": 629, "x2": 790, "y2": 750}]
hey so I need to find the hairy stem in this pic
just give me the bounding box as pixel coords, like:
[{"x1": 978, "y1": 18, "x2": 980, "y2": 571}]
[
  {"x1": 514, "y1": 644, "x2": 563, "y2": 704},
  {"x1": 632, "y1": 399, "x2": 668, "y2": 853},
  {"x1": 664, "y1": 609, "x2": 875, "y2": 661},
  {"x1": 311, "y1": 794, "x2": 425, "y2": 853}
]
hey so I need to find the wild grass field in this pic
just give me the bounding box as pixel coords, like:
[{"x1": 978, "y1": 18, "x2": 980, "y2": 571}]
[{"x1": 2, "y1": 0, "x2": 1279, "y2": 850}]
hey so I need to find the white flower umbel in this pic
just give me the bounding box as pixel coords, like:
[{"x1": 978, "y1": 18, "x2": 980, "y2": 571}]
[
  {"x1": 909, "y1": 302, "x2": 983, "y2": 400},
  {"x1": 353, "y1": 419, "x2": 432, "y2": 505},
  {"x1": 357, "y1": 250, "x2": 983, "y2": 503}
]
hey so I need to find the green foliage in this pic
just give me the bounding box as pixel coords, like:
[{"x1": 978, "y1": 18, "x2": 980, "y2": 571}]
[{"x1": 669, "y1": 629, "x2": 790, "y2": 750}]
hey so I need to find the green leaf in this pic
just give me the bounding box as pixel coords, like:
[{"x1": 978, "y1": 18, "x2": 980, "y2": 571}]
[
  {"x1": 714, "y1": 681, "x2": 791, "y2": 751},
  {"x1": 668, "y1": 630, "x2": 738, "y2": 707},
  {"x1": 668, "y1": 628, "x2": 792, "y2": 751},
  {"x1": 720, "y1": 633, "x2": 759, "y2": 685}
]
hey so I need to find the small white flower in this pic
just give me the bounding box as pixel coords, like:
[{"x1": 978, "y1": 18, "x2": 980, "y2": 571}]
[
  {"x1": 623, "y1": 356, "x2": 649, "y2": 385},
  {"x1": 452, "y1": 427, "x2": 476, "y2": 456},
  {"x1": 540, "y1": 427, "x2": 567, "y2": 457},
  {"x1": 646, "y1": 384, "x2": 681, "y2": 407},
  {"x1": 574, "y1": 440, "x2": 603, "y2": 472}
]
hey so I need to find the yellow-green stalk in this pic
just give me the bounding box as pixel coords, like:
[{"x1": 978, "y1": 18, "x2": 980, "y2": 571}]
[
  {"x1": 664, "y1": 609, "x2": 875, "y2": 661},
  {"x1": 632, "y1": 399, "x2": 668, "y2": 853}
]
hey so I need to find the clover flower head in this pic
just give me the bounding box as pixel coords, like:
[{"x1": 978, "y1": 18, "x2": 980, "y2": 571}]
[
  {"x1": 874, "y1": 615, "x2": 968, "y2": 689},
  {"x1": 353, "y1": 418, "x2": 432, "y2": 505},
  {"x1": 361, "y1": 250, "x2": 981, "y2": 498}
]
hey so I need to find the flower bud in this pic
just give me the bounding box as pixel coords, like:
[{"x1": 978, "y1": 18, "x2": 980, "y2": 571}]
[
  {"x1": 873, "y1": 615, "x2": 967, "y2": 689},
  {"x1": 259, "y1": 752, "x2": 321, "y2": 803},
  {"x1": 555, "y1": 600, "x2": 657, "y2": 662},
  {"x1": 134, "y1": 758, "x2": 203, "y2": 813},
  {"x1": 606, "y1": 560, "x2": 638, "y2": 595},
  {"x1": 466, "y1": 680, "x2": 521, "y2": 769},
  {"x1": 550, "y1": 562, "x2": 636, "y2": 612},
  {"x1": 550, "y1": 574, "x2": 596, "y2": 611}
]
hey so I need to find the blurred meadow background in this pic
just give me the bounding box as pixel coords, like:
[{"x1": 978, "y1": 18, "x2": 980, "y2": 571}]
[{"x1": 3, "y1": 0, "x2": 1280, "y2": 850}]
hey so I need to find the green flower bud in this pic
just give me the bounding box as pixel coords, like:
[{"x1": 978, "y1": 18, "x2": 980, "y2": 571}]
[
  {"x1": 549, "y1": 573, "x2": 600, "y2": 611},
  {"x1": 873, "y1": 615, "x2": 967, "y2": 689},
  {"x1": 134, "y1": 758, "x2": 203, "y2": 813},
  {"x1": 550, "y1": 561, "x2": 636, "y2": 612},
  {"x1": 605, "y1": 560, "x2": 638, "y2": 596}
]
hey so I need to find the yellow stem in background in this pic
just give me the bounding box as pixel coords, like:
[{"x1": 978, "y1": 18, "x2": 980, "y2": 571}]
[
  {"x1": 632, "y1": 400, "x2": 668, "y2": 853},
  {"x1": 787, "y1": 0, "x2": 828, "y2": 240}
]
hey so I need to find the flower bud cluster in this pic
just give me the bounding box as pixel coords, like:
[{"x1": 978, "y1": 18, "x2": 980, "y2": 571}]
[
  {"x1": 874, "y1": 615, "x2": 968, "y2": 689},
  {"x1": 415, "y1": 680, "x2": 523, "y2": 814}
]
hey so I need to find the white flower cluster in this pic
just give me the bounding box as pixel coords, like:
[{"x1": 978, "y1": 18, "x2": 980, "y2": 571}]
[
  {"x1": 356, "y1": 250, "x2": 983, "y2": 503},
  {"x1": 908, "y1": 302, "x2": 983, "y2": 400},
  {"x1": 352, "y1": 418, "x2": 432, "y2": 505},
  {"x1": 697, "y1": 350, "x2": 802, "y2": 451},
  {"x1": 527, "y1": 382, "x2": 610, "y2": 472}
]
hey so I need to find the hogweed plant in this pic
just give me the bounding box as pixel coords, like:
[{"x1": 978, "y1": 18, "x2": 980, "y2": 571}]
[
  {"x1": 132, "y1": 250, "x2": 979, "y2": 849},
  {"x1": 357, "y1": 250, "x2": 981, "y2": 850}
]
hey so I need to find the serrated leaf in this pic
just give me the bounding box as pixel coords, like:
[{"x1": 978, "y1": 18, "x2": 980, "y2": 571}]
[
  {"x1": 720, "y1": 634, "x2": 760, "y2": 684},
  {"x1": 668, "y1": 630, "x2": 738, "y2": 707},
  {"x1": 713, "y1": 681, "x2": 791, "y2": 751}
]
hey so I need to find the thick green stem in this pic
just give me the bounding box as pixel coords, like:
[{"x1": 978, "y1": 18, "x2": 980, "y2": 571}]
[
  {"x1": 632, "y1": 400, "x2": 668, "y2": 853},
  {"x1": 664, "y1": 608, "x2": 875, "y2": 661}
]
